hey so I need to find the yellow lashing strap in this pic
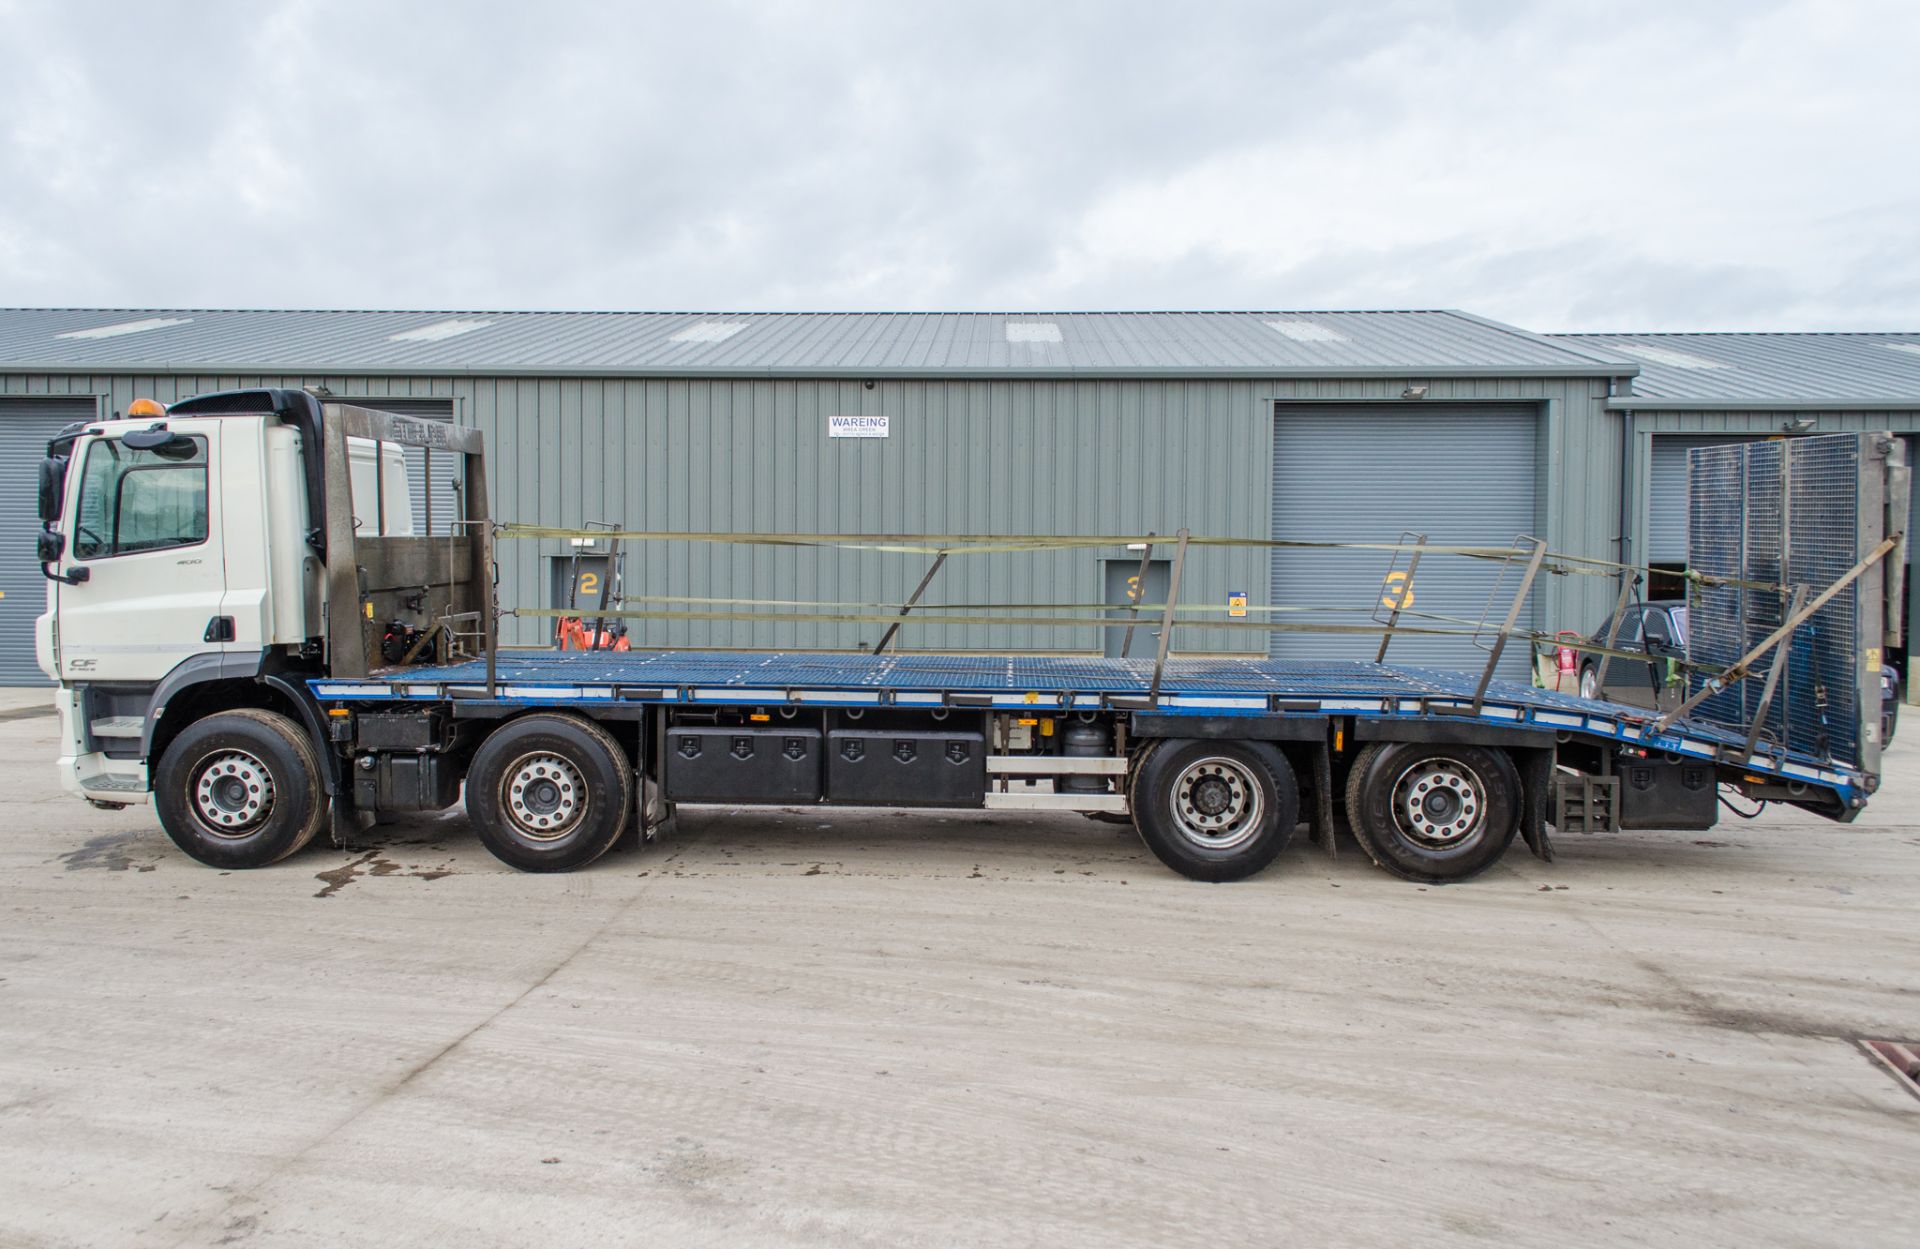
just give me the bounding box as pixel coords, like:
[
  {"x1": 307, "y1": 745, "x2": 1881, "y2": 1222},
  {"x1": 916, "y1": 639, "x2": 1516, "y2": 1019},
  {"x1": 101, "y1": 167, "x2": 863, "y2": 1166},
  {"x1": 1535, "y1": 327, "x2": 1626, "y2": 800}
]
[{"x1": 495, "y1": 523, "x2": 1811, "y2": 593}]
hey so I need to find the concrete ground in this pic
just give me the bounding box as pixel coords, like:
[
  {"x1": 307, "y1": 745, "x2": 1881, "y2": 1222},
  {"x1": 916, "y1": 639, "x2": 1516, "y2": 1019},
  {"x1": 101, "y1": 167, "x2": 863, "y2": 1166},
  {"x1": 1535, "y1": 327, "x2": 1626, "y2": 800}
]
[{"x1": 0, "y1": 708, "x2": 1915, "y2": 1249}]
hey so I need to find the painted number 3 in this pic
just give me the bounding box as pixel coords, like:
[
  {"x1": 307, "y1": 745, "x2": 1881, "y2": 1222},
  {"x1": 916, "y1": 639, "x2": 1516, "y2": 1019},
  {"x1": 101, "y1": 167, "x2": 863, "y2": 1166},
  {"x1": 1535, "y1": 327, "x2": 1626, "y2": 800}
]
[{"x1": 1380, "y1": 570, "x2": 1415, "y2": 610}]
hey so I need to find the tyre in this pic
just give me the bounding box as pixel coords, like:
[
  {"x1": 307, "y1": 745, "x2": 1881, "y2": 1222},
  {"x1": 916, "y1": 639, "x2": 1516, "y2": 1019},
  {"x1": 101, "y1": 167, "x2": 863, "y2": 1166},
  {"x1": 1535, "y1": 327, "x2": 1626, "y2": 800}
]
[
  {"x1": 1578, "y1": 665, "x2": 1599, "y2": 701},
  {"x1": 1343, "y1": 741, "x2": 1520, "y2": 883},
  {"x1": 153, "y1": 708, "x2": 329, "y2": 869},
  {"x1": 1129, "y1": 739, "x2": 1299, "y2": 882},
  {"x1": 1883, "y1": 695, "x2": 1899, "y2": 745},
  {"x1": 467, "y1": 714, "x2": 631, "y2": 872}
]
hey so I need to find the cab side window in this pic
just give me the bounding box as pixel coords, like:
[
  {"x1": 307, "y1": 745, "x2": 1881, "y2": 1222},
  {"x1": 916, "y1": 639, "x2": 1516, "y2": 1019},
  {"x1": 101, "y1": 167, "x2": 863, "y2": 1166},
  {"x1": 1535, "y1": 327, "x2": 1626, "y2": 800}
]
[
  {"x1": 71, "y1": 436, "x2": 209, "y2": 559},
  {"x1": 1615, "y1": 607, "x2": 1644, "y2": 645},
  {"x1": 1643, "y1": 610, "x2": 1673, "y2": 646}
]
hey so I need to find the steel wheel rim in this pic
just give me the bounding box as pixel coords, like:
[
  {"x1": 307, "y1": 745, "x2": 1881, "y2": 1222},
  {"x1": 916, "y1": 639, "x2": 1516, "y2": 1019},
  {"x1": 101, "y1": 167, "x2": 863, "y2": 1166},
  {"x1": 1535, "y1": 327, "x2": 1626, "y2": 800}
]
[
  {"x1": 192, "y1": 749, "x2": 275, "y2": 837},
  {"x1": 1579, "y1": 669, "x2": 1598, "y2": 700},
  {"x1": 1390, "y1": 758, "x2": 1487, "y2": 848},
  {"x1": 1168, "y1": 756, "x2": 1264, "y2": 851},
  {"x1": 501, "y1": 751, "x2": 587, "y2": 842}
]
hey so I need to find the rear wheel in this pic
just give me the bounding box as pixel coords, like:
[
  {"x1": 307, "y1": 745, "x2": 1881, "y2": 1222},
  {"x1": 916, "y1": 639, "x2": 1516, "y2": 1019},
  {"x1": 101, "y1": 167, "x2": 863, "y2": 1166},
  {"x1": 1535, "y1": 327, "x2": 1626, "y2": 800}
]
[
  {"x1": 1344, "y1": 741, "x2": 1519, "y2": 882},
  {"x1": 1578, "y1": 665, "x2": 1599, "y2": 701},
  {"x1": 1130, "y1": 739, "x2": 1298, "y2": 882},
  {"x1": 154, "y1": 709, "x2": 328, "y2": 869},
  {"x1": 467, "y1": 714, "x2": 631, "y2": 872}
]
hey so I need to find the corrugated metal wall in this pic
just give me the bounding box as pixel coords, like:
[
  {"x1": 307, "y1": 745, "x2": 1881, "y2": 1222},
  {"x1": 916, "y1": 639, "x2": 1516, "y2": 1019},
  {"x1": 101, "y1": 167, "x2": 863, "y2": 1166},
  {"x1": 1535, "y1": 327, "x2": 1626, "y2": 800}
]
[{"x1": 2, "y1": 372, "x2": 1622, "y2": 655}]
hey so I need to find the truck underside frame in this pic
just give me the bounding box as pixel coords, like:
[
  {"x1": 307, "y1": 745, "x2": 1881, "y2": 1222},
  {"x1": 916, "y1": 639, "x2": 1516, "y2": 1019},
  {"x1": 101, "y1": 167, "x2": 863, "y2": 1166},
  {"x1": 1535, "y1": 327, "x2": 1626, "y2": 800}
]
[{"x1": 309, "y1": 649, "x2": 1871, "y2": 811}]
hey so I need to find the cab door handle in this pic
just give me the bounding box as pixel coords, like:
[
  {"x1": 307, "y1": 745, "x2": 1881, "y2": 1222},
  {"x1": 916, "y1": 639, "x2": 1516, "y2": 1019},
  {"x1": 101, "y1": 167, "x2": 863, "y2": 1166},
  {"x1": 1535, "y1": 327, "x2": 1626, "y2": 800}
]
[{"x1": 203, "y1": 616, "x2": 236, "y2": 643}]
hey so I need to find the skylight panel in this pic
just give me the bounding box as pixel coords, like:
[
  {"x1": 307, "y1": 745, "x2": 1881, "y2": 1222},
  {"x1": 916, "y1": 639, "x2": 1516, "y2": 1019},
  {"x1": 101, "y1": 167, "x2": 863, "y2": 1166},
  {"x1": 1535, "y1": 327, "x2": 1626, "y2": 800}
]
[
  {"x1": 388, "y1": 318, "x2": 492, "y2": 343},
  {"x1": 1883, "y1": 343, "x2": 1920, "y2": 358},
  {"x1": 56, "y1": 316, "x2": 192, "y2": 340},
  {"x1": 1611, "y1": 344, "x2": 1730, "y2": 370},
  {"x1": 669, "y1": 321, "x2": 748, "y2": 344},
  {"x1": 1004, "y1": 321, "x2": 1062, "y2": 344},
  {"x1": 1266, "y1": 319, "x2": 1349, "y2": 344}
]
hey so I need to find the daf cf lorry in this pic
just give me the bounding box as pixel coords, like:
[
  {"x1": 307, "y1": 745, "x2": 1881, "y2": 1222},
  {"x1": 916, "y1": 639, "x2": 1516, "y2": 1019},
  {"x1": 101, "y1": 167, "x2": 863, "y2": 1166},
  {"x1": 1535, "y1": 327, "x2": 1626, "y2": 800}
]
[{"x1": 34, "y1": 389, "x2": 1906, "y2": 883}]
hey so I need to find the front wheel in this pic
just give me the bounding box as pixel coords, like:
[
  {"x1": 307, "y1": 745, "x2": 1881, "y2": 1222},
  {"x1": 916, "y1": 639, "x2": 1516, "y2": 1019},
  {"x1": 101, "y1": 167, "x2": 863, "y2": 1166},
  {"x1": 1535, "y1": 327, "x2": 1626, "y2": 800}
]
[
  {"x1": 1129, "y1": 739, "x2": 1299, "y2": 882},
  {"x1": 153, "y1": 709, "x2": 329, "y2": 868},
  {"x1": 1344, "y1": 741, "x2": 1519, "y2": 883},
  {"x1": 467, "y1": 714, "x2": 632, "y2": 872}
]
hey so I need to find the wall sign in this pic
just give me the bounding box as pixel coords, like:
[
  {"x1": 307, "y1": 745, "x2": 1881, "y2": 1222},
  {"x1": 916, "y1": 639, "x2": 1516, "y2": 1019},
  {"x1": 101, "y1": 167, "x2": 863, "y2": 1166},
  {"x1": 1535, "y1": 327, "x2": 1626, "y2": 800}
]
[{"x1": 829, "y1": 415, "x2": 889, "y2": 439}]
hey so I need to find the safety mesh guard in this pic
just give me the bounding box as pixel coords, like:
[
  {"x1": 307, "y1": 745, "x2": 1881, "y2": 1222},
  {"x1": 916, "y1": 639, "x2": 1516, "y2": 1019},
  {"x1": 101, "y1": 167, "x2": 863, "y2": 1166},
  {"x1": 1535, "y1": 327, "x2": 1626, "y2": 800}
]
[{"x1": 1687, "y1": 435, "x2": 1865, "y2": 767}]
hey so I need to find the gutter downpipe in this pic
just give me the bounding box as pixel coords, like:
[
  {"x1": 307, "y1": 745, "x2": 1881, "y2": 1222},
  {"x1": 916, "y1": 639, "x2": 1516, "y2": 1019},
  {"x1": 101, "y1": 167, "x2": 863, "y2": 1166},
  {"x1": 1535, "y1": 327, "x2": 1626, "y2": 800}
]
[{"x1": 1616, "y1": 381, "x2": 1635, "y2": 600}]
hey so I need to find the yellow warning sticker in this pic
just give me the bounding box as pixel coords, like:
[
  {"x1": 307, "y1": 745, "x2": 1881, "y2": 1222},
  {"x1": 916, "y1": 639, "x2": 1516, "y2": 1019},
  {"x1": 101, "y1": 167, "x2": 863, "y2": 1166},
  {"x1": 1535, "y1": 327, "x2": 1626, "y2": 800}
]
[{"x1": 1228, "y1": 591, "x2": 1247, "y2": 619}]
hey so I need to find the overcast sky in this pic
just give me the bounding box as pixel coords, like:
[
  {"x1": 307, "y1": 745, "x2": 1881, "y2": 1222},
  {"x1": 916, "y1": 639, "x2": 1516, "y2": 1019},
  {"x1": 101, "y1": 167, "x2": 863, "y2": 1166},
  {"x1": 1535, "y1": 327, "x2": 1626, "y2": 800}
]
[{"x1": 2, "y1": 0, "x2": 1916, "y2": 331}]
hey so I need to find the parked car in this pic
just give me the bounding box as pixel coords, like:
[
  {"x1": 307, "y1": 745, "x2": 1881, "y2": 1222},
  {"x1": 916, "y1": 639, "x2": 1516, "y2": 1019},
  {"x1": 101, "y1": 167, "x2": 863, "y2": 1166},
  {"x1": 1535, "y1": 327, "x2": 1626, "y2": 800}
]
[
  {"x1": 1577, "y1": 600, "x2": 1901, "y2": 742},
  {"x1": 1881, "y1": 666, "x2": 1901, "y2": 744},
  {"x1": 1577, "y1": 601, "x2": 1688, "y2": 709}
]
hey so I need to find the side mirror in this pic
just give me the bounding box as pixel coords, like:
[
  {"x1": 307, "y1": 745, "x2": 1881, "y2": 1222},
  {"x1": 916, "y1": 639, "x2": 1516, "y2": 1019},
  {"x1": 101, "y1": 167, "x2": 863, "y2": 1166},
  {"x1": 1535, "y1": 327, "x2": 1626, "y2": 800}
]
[
  {"x1": 38, "y1": 455, "x2": 67, "y2": 522},
  {"x1": 38, "y1": 527, "x2": 87, "y2": 584}
]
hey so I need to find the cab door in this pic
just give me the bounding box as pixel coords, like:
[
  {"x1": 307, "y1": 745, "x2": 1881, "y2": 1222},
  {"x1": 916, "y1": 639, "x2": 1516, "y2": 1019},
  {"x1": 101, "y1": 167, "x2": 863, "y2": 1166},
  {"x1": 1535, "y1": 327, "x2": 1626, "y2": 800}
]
[
  {"x1": 53, "y1": 424, "x2": 228, "y2": 683},
  {"x1": 1640, "y1": 607, "x2": 1684, "y2": 712}
]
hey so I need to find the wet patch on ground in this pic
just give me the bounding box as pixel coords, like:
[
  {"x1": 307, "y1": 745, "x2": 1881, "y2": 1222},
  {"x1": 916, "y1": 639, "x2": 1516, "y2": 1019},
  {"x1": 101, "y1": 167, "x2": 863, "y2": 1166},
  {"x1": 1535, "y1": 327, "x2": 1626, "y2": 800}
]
[
  {"x1": 57, "y1": 831, "x2": 164, "y2": 873},
  {"x1": 315, "y1": 849, "x2": 459, "y2": 898}
]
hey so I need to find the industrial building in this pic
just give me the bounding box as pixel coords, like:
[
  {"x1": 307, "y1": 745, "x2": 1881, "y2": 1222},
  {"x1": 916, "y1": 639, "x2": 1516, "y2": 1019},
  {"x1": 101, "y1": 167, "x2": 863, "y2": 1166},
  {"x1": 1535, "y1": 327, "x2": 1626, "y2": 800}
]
[
  {"x1": 3, "y1": 309, "x2": 1916, "y2": 693},
  {"x1": 1551, "y1": 332, "x2": 1920, "y2": 613}
]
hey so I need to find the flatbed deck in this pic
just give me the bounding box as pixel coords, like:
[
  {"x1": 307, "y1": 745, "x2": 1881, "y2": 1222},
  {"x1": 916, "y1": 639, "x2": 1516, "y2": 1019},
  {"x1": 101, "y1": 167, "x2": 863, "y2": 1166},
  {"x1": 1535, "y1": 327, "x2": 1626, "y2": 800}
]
[{"x1": 309, "y1": 651, "x2": 1866, "y2": 803}]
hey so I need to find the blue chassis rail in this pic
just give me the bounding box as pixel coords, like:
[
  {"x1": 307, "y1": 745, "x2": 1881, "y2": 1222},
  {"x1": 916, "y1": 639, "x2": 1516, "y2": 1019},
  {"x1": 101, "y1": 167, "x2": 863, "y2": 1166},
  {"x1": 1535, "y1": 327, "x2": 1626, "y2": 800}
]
[{"x1": 309, "y1": 651, "x2": 1867, "y2": 807}]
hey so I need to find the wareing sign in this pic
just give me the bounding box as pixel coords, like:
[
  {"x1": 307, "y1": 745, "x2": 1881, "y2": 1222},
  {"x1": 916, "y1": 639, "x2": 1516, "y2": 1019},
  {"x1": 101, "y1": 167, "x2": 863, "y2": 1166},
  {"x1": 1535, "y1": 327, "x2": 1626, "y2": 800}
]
[{"x1": 828, "y1": 415, "x2": 889, "y2": 439}]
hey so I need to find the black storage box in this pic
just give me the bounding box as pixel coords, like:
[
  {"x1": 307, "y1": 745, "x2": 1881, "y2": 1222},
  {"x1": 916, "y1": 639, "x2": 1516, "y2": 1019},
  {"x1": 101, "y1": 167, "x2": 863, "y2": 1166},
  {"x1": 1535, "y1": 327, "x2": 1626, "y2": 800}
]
[
  {"x1": 826, "y1": 729, "x2": 985, "y2": 807},
  {"x1": 665, "y1": 726, "x2": 822, "y2": 804},
  {"x1": 354, "y1": 752, "x2": 459, "y2": 813},
  {"x1": 355, "y1": 710, "x2": 444, "y2": 751},
  {"x1": 1617, "y1": 756, "x2": 1718, "y2": 830}
]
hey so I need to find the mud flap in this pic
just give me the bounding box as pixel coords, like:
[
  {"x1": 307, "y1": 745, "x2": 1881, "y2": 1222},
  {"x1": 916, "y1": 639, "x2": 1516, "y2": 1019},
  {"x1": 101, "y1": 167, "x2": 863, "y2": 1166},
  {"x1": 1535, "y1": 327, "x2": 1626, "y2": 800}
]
[
  {"x1": 328, "y1": 794, "x2": 375, "y2": 851},
  {"x1": 634, "y1": 775, "x2": 676, "y2": 846},
  {"x1": 1309, "y1": 739, "x2": 1337, "y2": 859},
  {"x1": 1516, "y1": 746, "x2": 1556, "y2": 862}
]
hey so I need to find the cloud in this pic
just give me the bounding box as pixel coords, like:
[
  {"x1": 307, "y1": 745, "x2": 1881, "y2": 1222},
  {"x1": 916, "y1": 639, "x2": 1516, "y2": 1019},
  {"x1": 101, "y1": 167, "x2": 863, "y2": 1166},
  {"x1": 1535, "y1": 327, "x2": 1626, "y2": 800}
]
[{"x1": 1, "y1": 0, "x2": 1915, "y2": 330}]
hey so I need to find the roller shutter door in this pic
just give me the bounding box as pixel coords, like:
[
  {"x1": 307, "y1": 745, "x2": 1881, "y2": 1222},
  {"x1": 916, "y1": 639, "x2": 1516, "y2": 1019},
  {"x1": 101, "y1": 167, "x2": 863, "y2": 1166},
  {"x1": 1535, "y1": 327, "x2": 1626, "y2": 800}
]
[
  {"x1": 351, "y1": 398, "x2": 461, "y2": 536},
  {"x1": 1270, "y1": 404, "x2": 1537, "y2": 678},
  {"x1": 1649, "y1": 435, "x2": 1755, "y2": 563},
  {"x1": 0, "y1": 397, "x2": 98, "y2": 684}
]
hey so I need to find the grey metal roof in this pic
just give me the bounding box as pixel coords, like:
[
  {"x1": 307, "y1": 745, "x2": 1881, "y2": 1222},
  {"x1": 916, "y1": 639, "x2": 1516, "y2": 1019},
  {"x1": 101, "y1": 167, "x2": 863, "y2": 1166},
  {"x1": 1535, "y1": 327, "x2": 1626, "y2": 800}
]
[
  {"x1": 1558, "y1": 332, "x2": 1920, "y2": 408},
  {"x1": 0, "y1": 308, "x2": 1635, "y2": 378}
]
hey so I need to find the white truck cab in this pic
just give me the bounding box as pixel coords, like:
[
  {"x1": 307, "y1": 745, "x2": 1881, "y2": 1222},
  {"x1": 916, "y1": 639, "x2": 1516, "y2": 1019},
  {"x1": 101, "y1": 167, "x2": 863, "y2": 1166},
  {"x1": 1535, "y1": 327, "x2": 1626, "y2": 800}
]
[{"x1": 36, "y1": 393, "x2": 415, "y2": 807}]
